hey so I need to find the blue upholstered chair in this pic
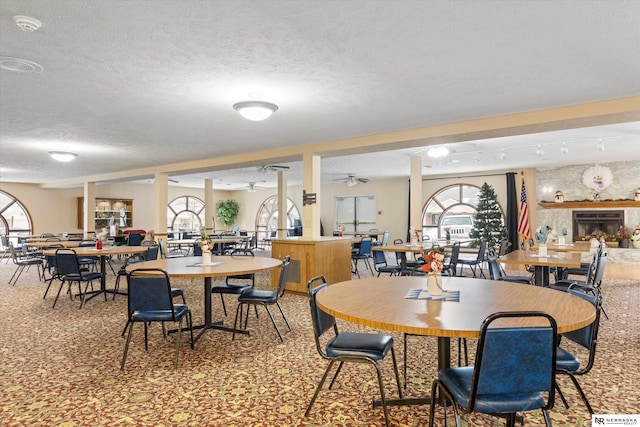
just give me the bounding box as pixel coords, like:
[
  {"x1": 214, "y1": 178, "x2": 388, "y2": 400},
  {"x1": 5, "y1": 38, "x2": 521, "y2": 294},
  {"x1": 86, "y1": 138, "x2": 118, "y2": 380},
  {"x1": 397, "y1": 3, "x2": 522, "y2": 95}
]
[
  {"x1": 555, "y1": 286, "x2": 601, "y2": 415},
  {"x1": 372, "y1": 248, "x2": 401, "y2": 276},
  {"x1": 232, "y1": 256, "x2": 291, "y2": 342},
  {"x1": 211, "y1": 248, "x2": 255, "y2": 316},
  {"x1": 351, "y1": 236, "x2": 373, "y2": 278},
  {"x1": 121, "y1": 268, "x2": 194, "y2": 370},
  {"x1": 7, "y1": 241, "x2": 44, "y2": 285},
  {"x1": 305, "y1": 275, "x2": 402, "y2": 427},
  {"x1": 457, "y1": 240, "x2": 487, "y2": 277},
  {"x1": 429, "y1": 311, "x2": 557, "y2": 427},
  {"x1": 487, "y1": 255, "x2": 532, "y2": 284},
  {"x1": 127, "y1": 233, "x2": 142, "y2": 246},
  {"x1": 52, "y1": 248, "x2": 103, "y2": 308}
]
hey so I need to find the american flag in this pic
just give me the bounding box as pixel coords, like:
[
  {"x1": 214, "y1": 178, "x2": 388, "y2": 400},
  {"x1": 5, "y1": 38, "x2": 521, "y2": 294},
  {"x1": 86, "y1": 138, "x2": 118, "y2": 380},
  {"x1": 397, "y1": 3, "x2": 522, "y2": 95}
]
[{"x1": 517, "y1": 180, "x2": 530, "y2": 240}]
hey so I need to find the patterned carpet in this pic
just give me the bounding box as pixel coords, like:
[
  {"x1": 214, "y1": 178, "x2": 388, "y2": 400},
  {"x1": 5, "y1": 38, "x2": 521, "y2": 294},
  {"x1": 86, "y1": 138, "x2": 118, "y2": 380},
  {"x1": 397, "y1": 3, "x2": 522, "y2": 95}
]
[{"x1": 1, "y1": 256, "x2": 638, "y2": 427}]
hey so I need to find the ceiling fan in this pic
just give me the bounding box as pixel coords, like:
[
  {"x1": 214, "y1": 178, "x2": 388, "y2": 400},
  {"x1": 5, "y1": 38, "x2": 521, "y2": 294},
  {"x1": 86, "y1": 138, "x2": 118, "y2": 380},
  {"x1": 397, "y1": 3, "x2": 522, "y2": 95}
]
[
  {"x1": 333, "y1": 174, "x2": 369, "y2": 187},
  {"x1": 257, "y1": 164, "x2": 290, "y2": 173},
  {"x1": 244, "y1": 181, "x2": 267, "y2": 192}
]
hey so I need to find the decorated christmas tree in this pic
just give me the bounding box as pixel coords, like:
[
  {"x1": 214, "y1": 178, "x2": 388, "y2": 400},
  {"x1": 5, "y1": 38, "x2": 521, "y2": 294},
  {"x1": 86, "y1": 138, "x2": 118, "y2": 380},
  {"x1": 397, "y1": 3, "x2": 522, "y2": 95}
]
[{"x1": 469, "y1": 182, "x2": 507, "y2": 248}]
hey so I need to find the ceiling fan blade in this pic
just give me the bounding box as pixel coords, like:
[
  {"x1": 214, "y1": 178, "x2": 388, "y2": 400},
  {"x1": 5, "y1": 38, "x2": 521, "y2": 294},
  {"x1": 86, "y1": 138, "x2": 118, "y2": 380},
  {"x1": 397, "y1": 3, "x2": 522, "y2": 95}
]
[
  {"x1": 168, "y1": 178, "x2": 179, "y2": 183},
  {"x1": 357, "y1": 178, "x2": 369, "y2": 183}
]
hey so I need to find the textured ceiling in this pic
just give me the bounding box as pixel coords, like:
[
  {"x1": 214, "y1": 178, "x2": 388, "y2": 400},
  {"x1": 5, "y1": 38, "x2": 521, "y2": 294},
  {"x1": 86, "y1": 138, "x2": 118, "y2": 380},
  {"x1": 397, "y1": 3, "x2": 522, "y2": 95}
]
[{"x1": 0, "y1": 0, "x2": 639, "y2": 189}]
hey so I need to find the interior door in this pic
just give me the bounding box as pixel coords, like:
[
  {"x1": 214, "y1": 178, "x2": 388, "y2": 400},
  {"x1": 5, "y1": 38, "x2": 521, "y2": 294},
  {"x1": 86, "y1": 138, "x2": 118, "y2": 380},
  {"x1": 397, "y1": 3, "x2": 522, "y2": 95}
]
[{"x1": 335, "y1": 195, "x2": 377, "y2": 233}]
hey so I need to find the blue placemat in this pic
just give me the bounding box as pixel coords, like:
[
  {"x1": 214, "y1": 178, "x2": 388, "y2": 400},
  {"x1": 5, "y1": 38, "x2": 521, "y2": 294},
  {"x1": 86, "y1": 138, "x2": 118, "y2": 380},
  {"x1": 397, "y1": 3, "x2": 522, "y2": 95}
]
[{"x1": 404, "y1": 289, "x2": 460, "y2": 301}]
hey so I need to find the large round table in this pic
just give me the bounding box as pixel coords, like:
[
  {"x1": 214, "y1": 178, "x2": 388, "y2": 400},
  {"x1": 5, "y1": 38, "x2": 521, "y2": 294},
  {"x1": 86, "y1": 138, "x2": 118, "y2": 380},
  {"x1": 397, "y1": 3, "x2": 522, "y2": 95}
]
[{"x1": 316, "y1": 276, "x2": 596, "y2": 406}]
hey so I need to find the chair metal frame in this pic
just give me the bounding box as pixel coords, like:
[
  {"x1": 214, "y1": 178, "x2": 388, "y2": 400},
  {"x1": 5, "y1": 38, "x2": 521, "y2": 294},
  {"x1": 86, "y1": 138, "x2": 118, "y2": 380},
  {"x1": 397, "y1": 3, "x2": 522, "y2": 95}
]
[
  {"x1": 211, "y1": 248, "x2": 256, "y2": 316},
  {"x1": 429, "y1": 311, "x2": 557, "y2": 427},
  {"x1": 121, "y1": 268, "x2": 194, "y2": 370},
  {"x1": 305, "y1": 275, "x2": 403, "y2": 427},
  {"x1": 555, "y1": 286, "x2": 601, "y2": 415},
  {"x1": 351, "y1": 236, "x2": 373, "y2": 278},
  {"x1": 457, "y1": 240, "x2": 487, "y2": 278},
  {"x1": 51, "y1": 248, "x2": 103, "y2": 308},
  {"x1": 487, "y1": 255, "x2": 532, "y2": 284},
  {"x1": 7, "y1": 241, "x2": 44, "y2": 285},
  {"x1": 232, "y1": 256, "x2": 291, "y2": 342}
]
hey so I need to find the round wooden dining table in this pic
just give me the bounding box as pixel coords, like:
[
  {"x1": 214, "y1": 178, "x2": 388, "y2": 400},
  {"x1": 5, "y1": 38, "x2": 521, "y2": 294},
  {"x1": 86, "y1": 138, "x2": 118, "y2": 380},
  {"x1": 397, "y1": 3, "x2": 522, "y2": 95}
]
[
  {"x1": 316, "y1": 275, "x2": 596, "y2": 406},
  {"x1": 127, "y1": 255, "x2": 282, "y2": 342}
]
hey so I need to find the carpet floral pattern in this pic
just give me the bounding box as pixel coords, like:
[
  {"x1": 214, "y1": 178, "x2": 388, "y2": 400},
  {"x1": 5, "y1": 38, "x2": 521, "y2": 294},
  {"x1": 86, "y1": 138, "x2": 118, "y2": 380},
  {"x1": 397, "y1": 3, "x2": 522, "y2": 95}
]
[{"x1": 1, "y1": 257, "x2": 638, "y2": 426}]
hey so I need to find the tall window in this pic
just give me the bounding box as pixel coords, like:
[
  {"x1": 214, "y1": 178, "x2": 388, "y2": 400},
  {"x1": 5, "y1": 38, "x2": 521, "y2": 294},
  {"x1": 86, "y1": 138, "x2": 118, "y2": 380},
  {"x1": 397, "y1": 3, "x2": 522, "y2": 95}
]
[
  {"x1": 255, "y1": 196, "x2": 301, "y2": 240},
  {"x1": 167, "y1": 196, "x2": 207, "y2": 231},
  {"x1": 0, "y1": 190, "x2": 33, "y2": 241},
  {"x1": 422, "y1": 184, "x2": 481, "y2": 241}
]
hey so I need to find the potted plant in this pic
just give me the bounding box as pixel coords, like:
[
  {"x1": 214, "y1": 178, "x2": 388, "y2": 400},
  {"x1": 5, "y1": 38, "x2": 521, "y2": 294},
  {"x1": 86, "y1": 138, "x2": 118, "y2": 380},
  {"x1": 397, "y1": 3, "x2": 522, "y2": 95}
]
[
  {"x1": 617, "y1": 225, "x2": 631, "y2": 248},
  {"x1": 216, "y1": 199, "x2": 240, "y2": 228}
]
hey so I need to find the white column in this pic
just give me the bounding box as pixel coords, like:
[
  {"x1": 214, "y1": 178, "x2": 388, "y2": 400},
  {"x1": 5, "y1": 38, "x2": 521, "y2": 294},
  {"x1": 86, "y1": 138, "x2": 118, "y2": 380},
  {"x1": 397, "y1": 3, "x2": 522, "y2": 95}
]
[
  {"x1": 154, "y1": 172, "x2": 168, "y2": 234},
  {"x1": 277, "y1": 170, "x2": 288, "y2": 238},
  {"x1": 204, "y1": 178, "x2": 213, "y2": 232},
  {"x1": 302, "y1": 152, "x2": 322, "y2": 239},
  {"x1": 83, "y1": 181, "x2": 95, "y2": 239},
  {"x1": 410, "y1": 156, "x2": 423, "y2": 238}
]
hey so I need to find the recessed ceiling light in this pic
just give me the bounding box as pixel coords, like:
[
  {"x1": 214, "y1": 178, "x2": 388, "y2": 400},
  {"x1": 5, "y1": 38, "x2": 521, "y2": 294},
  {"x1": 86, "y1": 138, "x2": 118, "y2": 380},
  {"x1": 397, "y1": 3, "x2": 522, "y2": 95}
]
[
  {"x1": 0, "y1": 56, "x2": 43, "y2": 73},
  {"x1": 499, "y1": 149, "x2": 506, "y2": 160},
  {"x1": 560, "y1": 142, "x2": 569, "y2": 154},
  {"x1": 49, "y1": 151, "x2": 78, "y2": 162},
  {"x1": 233, "y1": 101, "x2": 278, "y2": 121},
  {"x1": 535, "y1": 145, "x2": 544, "y2": 156}
]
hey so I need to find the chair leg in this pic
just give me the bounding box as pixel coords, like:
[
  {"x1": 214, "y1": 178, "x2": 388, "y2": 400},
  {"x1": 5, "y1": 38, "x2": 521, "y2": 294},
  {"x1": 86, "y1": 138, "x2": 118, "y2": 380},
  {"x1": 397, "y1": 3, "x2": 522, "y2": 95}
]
[
  {"x1": 219, "y1": 294, "x2": 227, "y2": 316},
  {"x1": 121, "y1": 319, "x2": 131, "y2": 337},
  {"x1": 52, "y1": 279, "x2": 66, "y2": 308},
  {"x1": 567, "y1": 373, "x2": 594, "y2": 414},
  {"x1": 304, "y1": 360, "x2": 336, "y2": 418},
  {"x1": 264, "y1": 306, "x2": 284, "y2": 342},
  {"x1": 275, "y1": 301, "x2": 292, "y2": 331},
  {"x1": 555, "y1": 381, "x2": 569, "y2": 409},
  {"x1": 373, "y1": 362, "x2": 391, "y2": 427},
  {"x1": 121, "y1": 321, "x2": 134, "y2": 371},
  {"x1": 328, "y1": 361, "x2": 345, "y2": 389},
  {"x1": 232, "y1": 303, "x2": 243, "y2": 340},
  {"x1": 403, "y1": 333, "x2": 408, "y2": 389},
  {"x1": 542, "y1": 409, "x2": 553, "y2": 427},
  {"x1": 144, "y1": 323, "x2": 149, "y2": 351},
  {"x1": 390, "y1": 347, "x2": 403, "y2": 399},
  {"x1": 174, "y1": 317, "x2": 183, "y2": 370}
]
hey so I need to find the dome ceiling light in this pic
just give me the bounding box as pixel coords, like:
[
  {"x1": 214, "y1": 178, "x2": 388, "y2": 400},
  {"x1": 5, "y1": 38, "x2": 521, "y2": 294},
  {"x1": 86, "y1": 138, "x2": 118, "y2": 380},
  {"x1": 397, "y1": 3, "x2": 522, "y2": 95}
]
[
  {"x1": 49, "y1": 151, "x2": 78, "y2": 162},
  {"x1": 233, "y1": 101, "x2": 278, "y2": 121},
  {"x1": 426, "y1": 146, "x2": 450, "y2": 158}
]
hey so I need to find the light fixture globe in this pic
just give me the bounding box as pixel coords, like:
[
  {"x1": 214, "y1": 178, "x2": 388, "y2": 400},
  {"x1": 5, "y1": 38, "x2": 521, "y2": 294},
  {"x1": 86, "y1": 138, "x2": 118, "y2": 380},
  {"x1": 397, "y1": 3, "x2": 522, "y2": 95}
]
[
  {"x1": 48, "y1": 151, "x2": 78, "y2": 162},
  {"x1": 233, "y1": 101, "x2": 278, "y2": 121},
  {"x1": 426, "y1": 146, "x2": 450, "y2": 158}
]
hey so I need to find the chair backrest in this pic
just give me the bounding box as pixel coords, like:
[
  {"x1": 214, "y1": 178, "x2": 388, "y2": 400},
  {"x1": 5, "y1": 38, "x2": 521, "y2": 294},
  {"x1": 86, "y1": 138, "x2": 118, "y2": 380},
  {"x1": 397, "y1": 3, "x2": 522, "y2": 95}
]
[
  {"x1": 470, "y1": 311, "x2": 557, "y2": 411},
  {"x1": 497, "y1": 238, "x2": 509, "y2": 256},
  {"x1": 127, "y1": 233, "x2": 142, "y2": 246},
  {"x1": 145, "y1": 245, "x2": 159, "y2": 261},
  {"x1": 79, "y1": 240, "x2": 95, "y2": 247},
  {"x1": 381, "y1": 230, "x2": 390, "y2": 246},
  {"x1": 373, "y1": 248, "x2": 387, "y2": 266},
  {"x1": 0, "y1": 235, "x2": 9, "y2": 248},
  {"x1": 8, "y1": 241, "x2": 21, "y2": 263},
  {"x1": 157, "y1": 238, "x2": 166, "y2": 259},
  {"x1": 40, "y1": 233, "x2": 55, "y2": 238},
  {"x1": 448, "y1": 241, "x2": 461, "y2": 267},
  {"x1": 54, "y1": 248, "x2": 81, "y2": 276},
  {"x1": 227, "y1": 249, "x2": 255, "y2": 282},
  {"x1": 275, "y1": 256, "x2": 291, "y2": 299},
  {"x1": 487, "y1": 255, "x2": 501, "y2": 280},
  {"x1": 358, "y1": 237, "x2": 373, "y2": 256},
  {"x1": 307, "y1": 275, "x2": 337, "y2": 356},
  {"x1": 127, "y1": 268, "x2": 178, "y2": 320},
  {"x1": 589, "y1": 254, "x2": 607, "y2": 289},
  {"x1": 475, "y1": 240, "x2": 488, "y2": 261},
  {"x1": 193, "y1": 243, "x2": 203, "y2": 256},
  {"x1": 563, "y1": 287, "x2": 600, "y2": 351}
]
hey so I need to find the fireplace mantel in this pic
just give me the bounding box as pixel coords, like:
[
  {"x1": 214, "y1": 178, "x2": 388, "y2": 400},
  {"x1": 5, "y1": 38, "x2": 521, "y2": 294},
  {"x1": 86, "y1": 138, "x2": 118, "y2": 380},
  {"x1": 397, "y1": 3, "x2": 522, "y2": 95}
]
[{"x1": 539, "y1": 201, "x2": 640, "y2": 209}]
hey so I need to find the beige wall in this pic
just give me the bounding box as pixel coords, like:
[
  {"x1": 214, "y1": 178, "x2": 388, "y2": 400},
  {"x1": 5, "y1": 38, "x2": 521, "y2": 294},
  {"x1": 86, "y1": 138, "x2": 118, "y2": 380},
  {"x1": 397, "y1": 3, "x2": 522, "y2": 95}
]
[{"x1": 1, "y1": 169, "x2": 530, "y2": 240}]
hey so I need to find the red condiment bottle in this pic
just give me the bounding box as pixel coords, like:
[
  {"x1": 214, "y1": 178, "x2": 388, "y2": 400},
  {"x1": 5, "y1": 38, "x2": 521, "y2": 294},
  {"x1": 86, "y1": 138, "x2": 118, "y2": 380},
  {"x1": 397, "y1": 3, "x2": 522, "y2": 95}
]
[{"x1": 96, "y1": 239, "x2": 103, "y2": 250}]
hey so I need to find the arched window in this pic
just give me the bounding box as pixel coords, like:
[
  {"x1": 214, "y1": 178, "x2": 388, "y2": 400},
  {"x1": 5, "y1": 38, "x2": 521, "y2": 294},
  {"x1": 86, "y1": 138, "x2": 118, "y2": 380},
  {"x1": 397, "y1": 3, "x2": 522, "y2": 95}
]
[
  {"x1": 0, "y1": 190, "x2": 33, "y2": 243},
  {"x1": 167, "y1": 196, "x2": 208, "y2": 232},
  {"x1": 422, "y1": 184, "x2": 482, "y2": 241},
  {"x1": 255, "y1": 196, "x2": 301, "y2": 240}
]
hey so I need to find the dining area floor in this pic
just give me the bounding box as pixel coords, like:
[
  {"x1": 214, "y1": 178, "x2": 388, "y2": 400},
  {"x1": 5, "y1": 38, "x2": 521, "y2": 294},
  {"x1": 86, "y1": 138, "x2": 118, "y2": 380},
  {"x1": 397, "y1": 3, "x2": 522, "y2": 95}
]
[{"x1": 1, "y1": 256, "x2": 638, "y2": 426}]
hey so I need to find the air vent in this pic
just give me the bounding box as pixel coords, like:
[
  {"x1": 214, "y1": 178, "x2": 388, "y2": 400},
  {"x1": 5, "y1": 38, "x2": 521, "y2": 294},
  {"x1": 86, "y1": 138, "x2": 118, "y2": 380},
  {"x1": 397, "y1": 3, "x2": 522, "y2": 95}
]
[
  {"x1": 0, "y1": 57, "x2": 43, "y2": 73},
  {"x1": 13, "y1": 15, "x2": 42, "y2": 32}
]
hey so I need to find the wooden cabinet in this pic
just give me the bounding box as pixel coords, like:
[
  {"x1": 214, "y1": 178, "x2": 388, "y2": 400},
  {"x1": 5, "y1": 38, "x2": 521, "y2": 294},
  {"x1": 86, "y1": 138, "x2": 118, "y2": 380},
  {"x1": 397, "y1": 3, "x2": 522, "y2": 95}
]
[
  {"x1": 271, "y1": 237, "x2": 352, "y2": 294},
  {"x1": 77, "y1": 197, "x2": 133, "y2": 230}
]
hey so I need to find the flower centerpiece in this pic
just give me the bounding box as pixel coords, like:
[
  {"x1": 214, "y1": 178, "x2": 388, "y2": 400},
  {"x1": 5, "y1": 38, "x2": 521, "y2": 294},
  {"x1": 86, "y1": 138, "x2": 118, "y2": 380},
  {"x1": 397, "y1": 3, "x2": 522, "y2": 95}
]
[
  {"x1": 420, "y1": 248, "x2": 445, "y2": 295},
  {"x1": 196, "y1": 228, "x2": 214, "y2": 263}
]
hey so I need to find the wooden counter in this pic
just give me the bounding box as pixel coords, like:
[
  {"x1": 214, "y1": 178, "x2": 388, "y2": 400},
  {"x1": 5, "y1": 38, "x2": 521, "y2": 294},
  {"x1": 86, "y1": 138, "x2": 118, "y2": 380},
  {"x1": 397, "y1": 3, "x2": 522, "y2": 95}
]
[{"x1": 271, "y1": 237, "x2": 352, "y2": 293}]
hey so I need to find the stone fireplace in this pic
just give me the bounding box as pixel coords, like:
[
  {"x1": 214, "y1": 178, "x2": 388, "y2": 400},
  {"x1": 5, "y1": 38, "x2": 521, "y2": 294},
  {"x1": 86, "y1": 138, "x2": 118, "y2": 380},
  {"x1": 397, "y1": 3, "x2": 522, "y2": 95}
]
[{"x1": 572, "y1": 210, "x2": 624, "y2": 240}]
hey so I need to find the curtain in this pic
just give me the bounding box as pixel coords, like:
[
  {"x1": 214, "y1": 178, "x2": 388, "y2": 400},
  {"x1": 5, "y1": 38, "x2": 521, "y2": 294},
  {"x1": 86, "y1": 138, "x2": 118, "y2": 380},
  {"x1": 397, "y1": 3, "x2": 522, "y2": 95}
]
[{"x1": 505, "y1": 172, "x2": 518, "y2": 253}]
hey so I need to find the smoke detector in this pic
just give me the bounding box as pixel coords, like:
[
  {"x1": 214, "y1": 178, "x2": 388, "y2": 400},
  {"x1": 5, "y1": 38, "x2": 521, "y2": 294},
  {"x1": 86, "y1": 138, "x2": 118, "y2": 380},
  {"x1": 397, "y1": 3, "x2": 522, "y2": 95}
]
[
  {"x1": 0, "y1": 57, "x2": 44, "y2": 73},
  {"x1": 13, "y1": 15, "x2": 42, "y2": 32}
]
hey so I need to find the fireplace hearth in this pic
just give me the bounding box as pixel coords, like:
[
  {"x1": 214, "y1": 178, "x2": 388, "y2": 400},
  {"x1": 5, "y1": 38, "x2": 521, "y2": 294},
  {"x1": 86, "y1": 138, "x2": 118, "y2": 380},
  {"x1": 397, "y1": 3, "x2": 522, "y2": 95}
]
[{"x1": 572, "y1": 210, "x2": 624, "y2": 240}]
